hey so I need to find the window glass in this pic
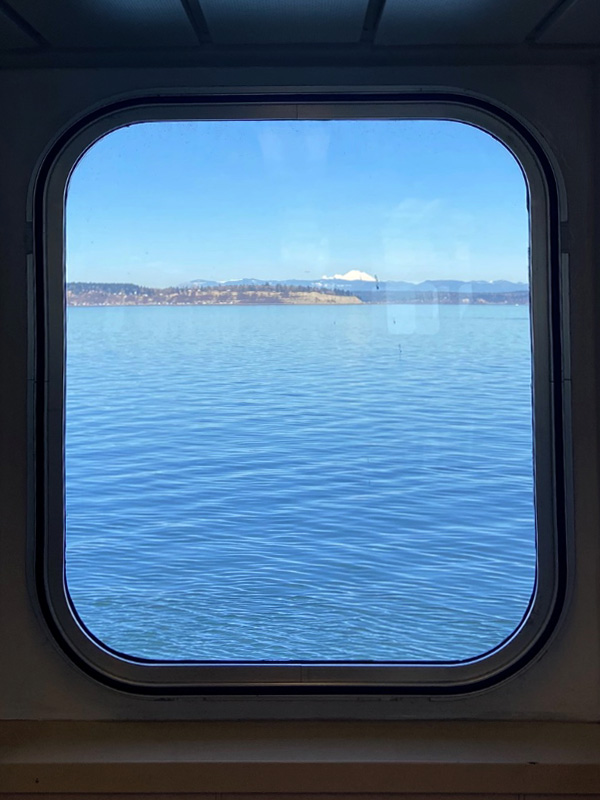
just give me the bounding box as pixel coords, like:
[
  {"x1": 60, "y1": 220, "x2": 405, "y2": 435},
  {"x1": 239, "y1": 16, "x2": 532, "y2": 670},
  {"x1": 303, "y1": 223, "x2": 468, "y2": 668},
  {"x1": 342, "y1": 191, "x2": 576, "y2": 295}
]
[{"x1": 64, "y1": 119, "x2": 534, "y2": 663}]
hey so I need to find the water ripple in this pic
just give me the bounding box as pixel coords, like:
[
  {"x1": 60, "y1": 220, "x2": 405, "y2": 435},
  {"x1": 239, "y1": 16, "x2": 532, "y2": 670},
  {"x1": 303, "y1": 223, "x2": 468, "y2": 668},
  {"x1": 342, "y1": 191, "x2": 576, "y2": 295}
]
[{"x1": 66, "y1": 304, "x2": 536, "y2": 662}]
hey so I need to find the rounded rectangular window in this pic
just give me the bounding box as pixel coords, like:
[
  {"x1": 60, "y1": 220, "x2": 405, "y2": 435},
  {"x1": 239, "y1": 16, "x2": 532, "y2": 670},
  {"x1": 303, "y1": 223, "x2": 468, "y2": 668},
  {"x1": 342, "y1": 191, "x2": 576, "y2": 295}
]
[{"x1": 36, "y1": 96, "x2": 566, "y2": 692}]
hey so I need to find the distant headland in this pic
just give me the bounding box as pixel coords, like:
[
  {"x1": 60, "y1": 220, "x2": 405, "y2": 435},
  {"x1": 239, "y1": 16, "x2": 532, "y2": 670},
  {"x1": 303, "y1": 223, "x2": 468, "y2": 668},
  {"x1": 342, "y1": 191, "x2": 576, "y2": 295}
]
[
  {"x1": 66, "y1": 283, "x2": 362, "y2": 307},
  {"x1": 66, "y1": 276, "x2": 529, "y2": 307}
]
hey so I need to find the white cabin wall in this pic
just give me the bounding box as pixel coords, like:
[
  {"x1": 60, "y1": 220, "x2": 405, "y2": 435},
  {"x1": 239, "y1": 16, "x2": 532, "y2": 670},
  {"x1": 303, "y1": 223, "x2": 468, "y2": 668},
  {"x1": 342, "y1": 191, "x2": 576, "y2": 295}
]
[{"x1": 0, "y1": 63, "x2": 598, "y2": 721}]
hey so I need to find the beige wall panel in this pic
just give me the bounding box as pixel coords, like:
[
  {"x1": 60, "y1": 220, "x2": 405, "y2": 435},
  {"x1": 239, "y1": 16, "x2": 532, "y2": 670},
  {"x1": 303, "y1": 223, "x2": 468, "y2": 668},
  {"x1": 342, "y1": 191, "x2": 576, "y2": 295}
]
[{"x1": 0, "y1": 65, "x2": 597, "y2": 723}]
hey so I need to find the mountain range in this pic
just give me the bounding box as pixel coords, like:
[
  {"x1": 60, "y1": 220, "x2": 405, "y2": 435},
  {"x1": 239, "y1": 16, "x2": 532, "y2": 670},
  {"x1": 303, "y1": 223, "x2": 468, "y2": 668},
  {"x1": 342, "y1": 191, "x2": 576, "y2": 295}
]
[{"x1": 184, "y1": 277, "x2": 529, "y2": 295}]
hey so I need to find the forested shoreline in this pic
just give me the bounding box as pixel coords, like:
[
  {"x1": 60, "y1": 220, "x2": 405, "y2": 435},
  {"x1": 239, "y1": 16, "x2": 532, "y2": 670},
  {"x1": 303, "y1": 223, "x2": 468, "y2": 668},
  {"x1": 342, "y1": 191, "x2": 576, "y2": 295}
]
[{"x1": 66, "y1": 282, "x2": 529, "y2": 306}]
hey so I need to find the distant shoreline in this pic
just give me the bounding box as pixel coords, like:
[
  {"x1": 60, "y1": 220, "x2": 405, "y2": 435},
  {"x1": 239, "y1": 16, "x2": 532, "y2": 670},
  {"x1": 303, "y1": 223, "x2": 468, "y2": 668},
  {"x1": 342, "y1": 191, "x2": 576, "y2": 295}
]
[
  {"x1": 66, "y1": 282, "x2": 529, "y2": 307},
  {"x1": 67, "y1": 282, "x2": 361, "y2": 307}
]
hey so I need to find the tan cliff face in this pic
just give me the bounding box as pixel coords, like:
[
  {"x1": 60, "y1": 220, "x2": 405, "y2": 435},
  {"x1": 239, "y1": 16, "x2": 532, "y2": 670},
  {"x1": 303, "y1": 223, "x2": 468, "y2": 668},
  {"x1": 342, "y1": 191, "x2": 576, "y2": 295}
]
[{"x1": 275, "y1": 290, "x2": 362, "y2": 305}]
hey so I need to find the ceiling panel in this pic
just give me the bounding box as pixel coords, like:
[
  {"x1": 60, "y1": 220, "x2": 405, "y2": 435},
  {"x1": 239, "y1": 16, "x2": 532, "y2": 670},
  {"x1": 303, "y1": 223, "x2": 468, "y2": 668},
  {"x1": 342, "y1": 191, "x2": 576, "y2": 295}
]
[
  {"x1": 0, "y1": 9, "x2": 36, "y2": 48},
  {"x1": 376, "y1": 0, "x2": 558, "y2": 45},
  {"x1": 538, "y1": 0, "x2": 600, "y2": 44},
  {"x1": 10, "y1": 0, "x2": 199, "y2": 48},
  {"x1": 199, "y1": 0, "x2": 368, "y2": 44}
]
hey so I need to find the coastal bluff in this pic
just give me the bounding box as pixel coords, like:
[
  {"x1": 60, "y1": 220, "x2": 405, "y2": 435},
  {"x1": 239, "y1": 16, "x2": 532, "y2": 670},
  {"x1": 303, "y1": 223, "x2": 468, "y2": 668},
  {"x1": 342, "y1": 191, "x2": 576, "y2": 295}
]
[{"x1": 66, "y1": 283, "x2": 362, "y2": 306}]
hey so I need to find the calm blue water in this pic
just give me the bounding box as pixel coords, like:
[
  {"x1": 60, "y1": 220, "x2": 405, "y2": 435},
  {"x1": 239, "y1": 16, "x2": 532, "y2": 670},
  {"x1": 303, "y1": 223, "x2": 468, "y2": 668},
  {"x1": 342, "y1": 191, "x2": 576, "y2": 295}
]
[{"x1": 65, "y1": 303, "x2": 535, "y2": 662}]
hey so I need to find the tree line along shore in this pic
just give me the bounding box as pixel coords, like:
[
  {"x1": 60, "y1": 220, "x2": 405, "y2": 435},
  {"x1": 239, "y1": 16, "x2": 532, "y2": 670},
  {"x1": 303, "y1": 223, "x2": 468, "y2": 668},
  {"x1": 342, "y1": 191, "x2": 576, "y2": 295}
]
[
  {"x1": 66, "y1": 282, "x2": 529, "y2": 307},
  {"x1": 66, "y1": 283, "x2": 362, "y2": 306}
]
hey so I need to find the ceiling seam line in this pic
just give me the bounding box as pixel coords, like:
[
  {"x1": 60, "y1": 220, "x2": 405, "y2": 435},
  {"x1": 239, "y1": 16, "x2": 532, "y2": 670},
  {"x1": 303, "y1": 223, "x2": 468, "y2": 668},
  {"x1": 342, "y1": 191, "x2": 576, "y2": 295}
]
[
  {"x1": 525, "y1": 0, "x2": 581, "y2": 43},
  {"x1": 178, "y1": 0, "x2": 212, "y2": 45},
  {"x1": 360, "y1": 0, "x2": 388, "y2": 44},
  {"x1": 0, "y1": 0, "x2": 49, "y2": 47}
]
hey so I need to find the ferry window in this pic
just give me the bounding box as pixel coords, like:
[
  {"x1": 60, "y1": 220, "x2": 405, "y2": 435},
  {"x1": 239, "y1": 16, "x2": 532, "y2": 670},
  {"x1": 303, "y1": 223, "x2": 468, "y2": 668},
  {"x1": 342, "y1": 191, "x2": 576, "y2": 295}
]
[{"x1": 39, "y1": 99, "x2": 564, "y2": 692}]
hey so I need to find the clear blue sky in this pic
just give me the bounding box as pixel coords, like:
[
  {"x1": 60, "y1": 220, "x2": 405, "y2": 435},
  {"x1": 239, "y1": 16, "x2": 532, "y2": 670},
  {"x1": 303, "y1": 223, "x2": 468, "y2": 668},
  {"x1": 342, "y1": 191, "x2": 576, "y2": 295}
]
[{"x1": 66, "y1": 119, "x2": 529, "y2": 287}]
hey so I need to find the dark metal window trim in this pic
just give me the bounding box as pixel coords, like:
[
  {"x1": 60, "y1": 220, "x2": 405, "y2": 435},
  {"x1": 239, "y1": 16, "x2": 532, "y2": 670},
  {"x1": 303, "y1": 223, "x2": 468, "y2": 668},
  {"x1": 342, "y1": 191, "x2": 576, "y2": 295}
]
[{"x1": 31, "y1": 91, "x2": 568, "y2": 695}]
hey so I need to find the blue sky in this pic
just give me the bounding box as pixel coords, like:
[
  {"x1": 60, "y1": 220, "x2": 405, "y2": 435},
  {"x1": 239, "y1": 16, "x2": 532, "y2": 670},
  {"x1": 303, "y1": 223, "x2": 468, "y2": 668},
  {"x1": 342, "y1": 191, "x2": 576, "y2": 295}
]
[{"x1": 66, "y1": 119, "x2": 529, "y2": 287}]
